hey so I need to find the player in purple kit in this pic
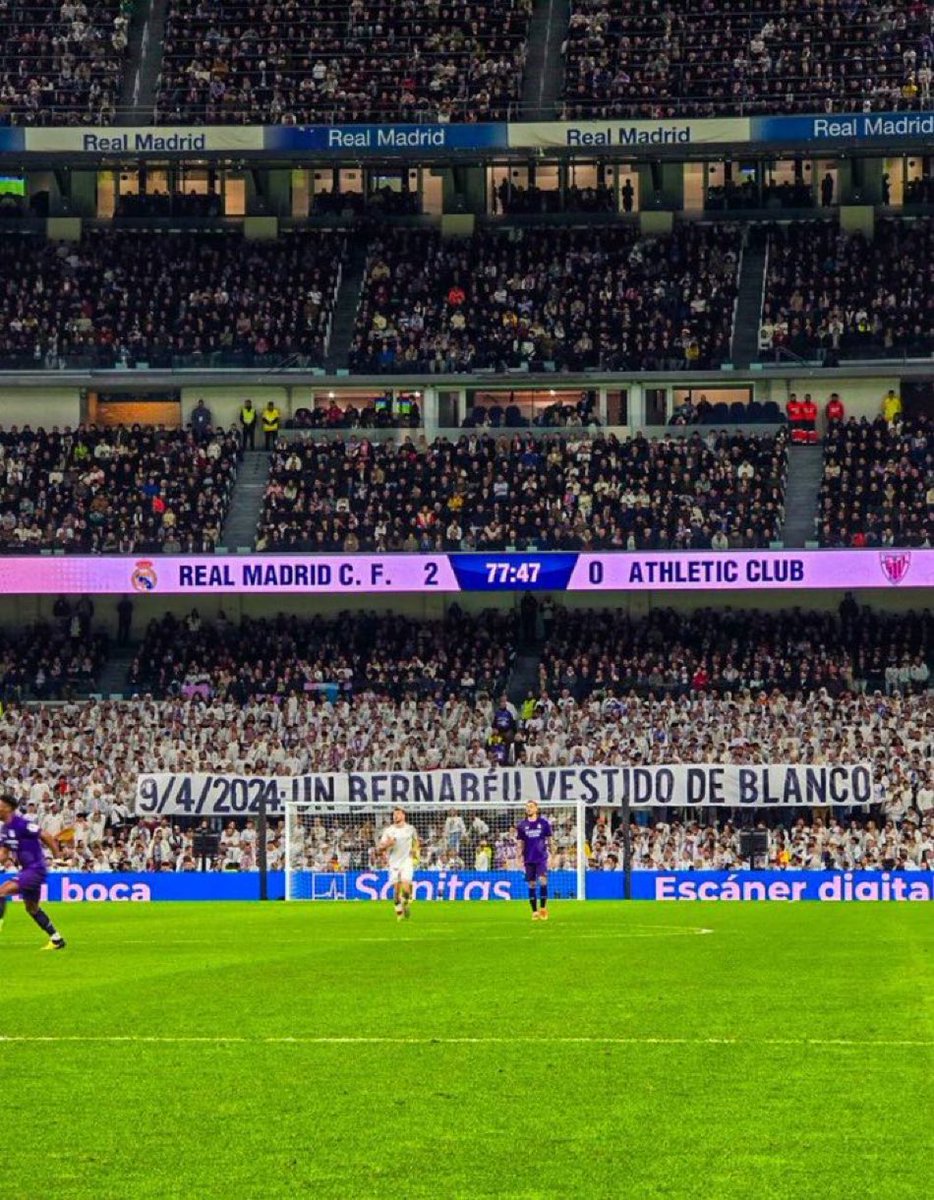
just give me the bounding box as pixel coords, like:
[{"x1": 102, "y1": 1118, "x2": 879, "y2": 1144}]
[
  {"x1": 516, "y1": 800, "x2": 552, "y2": 921},
  {"x1": 0, "y1": 794, "x2": 66, "y2": 950}
]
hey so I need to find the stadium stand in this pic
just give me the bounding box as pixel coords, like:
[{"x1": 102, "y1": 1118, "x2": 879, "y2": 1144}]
[
  {"x1": 538, "y1": 606, "x2": 933, "y2": 698},
  {"x1": 114, "y1": 191, "x2": 223, "y2": 218},
  {"x1": 561, "y1": 0, "x2": 934, "y2": 119},
  {"x1": 817, "y1": 415, "x2": 933, "y2": 548},
  {"x1": 905, "y1": 175, "x2": 934, "y2": 205},
  {"x1": 496, "y1": 182, "x2": 617, "y2": 215},
  {"x1": 348, "y1": 224, "x2": 742, "y2": 374},
  {"x1": 127, "y1": 609, "x2": 518, "y2": 701},
  {"x1": 0, "y1": 0, "x2": 132, "y2": 126},
  {"x1": 0, "y1": 230, "x2": 346, "y2": 369},
  {"x1": 290, "y1": 392, "x2": 422, "y2": 431},
  {"x1": 259, "y1": 429, "x2": 787, "y2": 552},
  {"x1": 0, "y1": 424, "x2": 240, "y2": 552},
  {"x1": 463, "y1": 391, "x2": 601, "y2": 429},
  {"x1": 706, "y1": 178, "x2": 815, "y2": 212},
  {"x1": 1, "y1": 689, "x2": 930, "y2": 870},
  {"x1": 288, "y1": 804, "x2": 934, "y2": 873},
  {"x1": 156, "y1": 0, "x2": 532, "y2": 125},
  {"x1": 759, "y1": 218, "x2": 934, "y2": 362},
  {"x1": 0, "y1": 608, "x2": 109, "y2": 700}
]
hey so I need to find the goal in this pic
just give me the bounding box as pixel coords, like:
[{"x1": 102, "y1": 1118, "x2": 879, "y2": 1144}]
[{"x1": 283, "y1": 800, "x2": 586, "y2": 902}]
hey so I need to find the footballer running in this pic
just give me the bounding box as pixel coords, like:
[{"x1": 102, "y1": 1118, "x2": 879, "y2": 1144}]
[
  {"x1": 516, "y1": 800, "x2": 553, "y2": 920},
  {"x1": 0, "y1": 793, "x2": 66, "y2": 950},
  {"x1": 378, "y1": 807, "x2": 419, "y2": 921}
]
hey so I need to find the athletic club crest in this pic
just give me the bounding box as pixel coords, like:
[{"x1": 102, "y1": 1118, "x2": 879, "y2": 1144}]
[
  {"x1": 879, "y1": 552, "x2": 911, "y2": 585},
  {"x1": 131, "y1": 560, "x2": 158, "y2": 592}
]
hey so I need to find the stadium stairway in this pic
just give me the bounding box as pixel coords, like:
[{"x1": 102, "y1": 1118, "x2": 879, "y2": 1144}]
[
  {"x1": 220, "y1": 450, "x2": 272, "y2": 550},
  {"x1": 507, "y1": 651, "x2": 542, "y2": 707},
  {"x1": 119, "y1": 0, "x2": 169, "y2": 118},
  {"x1": 729, "y1": 227, "x2": 768, "y2": 369},
  {"x1": 781, "y1": 445, "x2": 824, "y2": 548},
  {"x1": 521, "y1": 0, "x2": 571, "y2": 118},
  {"x1": 95, "y1": 643, "x2": 139, "y2": 699},
  {"x1": 325, "y1": 239, "x2": 369, "y2": 371}
]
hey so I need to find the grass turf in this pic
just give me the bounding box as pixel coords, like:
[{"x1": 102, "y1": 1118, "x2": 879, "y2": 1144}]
[{"x1": 2, "y1": 900, "x2": 932, "y2": 1200}]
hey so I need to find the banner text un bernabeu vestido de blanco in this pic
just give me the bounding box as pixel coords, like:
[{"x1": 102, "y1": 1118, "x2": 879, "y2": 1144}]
[{"x1": 136, "y1": 764, "x2": 874, "y2": 818}]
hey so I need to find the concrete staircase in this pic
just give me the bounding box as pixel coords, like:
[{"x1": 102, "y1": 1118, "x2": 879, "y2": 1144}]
[
  {"x1": 781, "y1": 445, "x2": 825, "y2": 548},
  {"x1": 220, "y1": 451, "x2": 272, "y2": 550},
  {"x1": 325, "y1": 238, "x2": 369, "y2": 372},
  {"x1": 96, "y1": 643, "x2": 138, "y2": 698},
  {"x1": 730, "y1": 226, "x2": 768, "y2": 369},
  {"x1": 507, "y1": 651, "x2": 542, "y2": 706},
  {"x1": 120, "y1": 0, "x2": 169, "y2": 118},
  {"x1": 520, "y1": 0, "x2": 570, "y2": 119}
]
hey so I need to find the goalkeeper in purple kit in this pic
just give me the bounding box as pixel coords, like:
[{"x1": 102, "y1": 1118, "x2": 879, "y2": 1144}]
[
  {"x1": 0, "y1": 794, "x2": 66, "y2": 950},
  {"x1": 516, "y1": 800, "x2": 552, "y2": 921}
]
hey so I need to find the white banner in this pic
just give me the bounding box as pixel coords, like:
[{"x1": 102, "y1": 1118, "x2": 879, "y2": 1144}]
[
  {"x1": 25, "y1": 127, "x2": 265, "y2": 154},
  {"x1": 509, "y1": 118, "x2": 750, "y2": 150},
  {"x1": 136, "y1": 764, "x2": 873, "y2": 818}
]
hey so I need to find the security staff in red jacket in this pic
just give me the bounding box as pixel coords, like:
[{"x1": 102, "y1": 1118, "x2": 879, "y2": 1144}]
[
  {"x1": 825, "y1": 393, "x2": 845, "y2": 423},
  {"x1": 786, "y1": 393, "x2": 804, "y2": 443},
  {"x1": 800, "y1": 393, "x2": 818, "y2": 443}
]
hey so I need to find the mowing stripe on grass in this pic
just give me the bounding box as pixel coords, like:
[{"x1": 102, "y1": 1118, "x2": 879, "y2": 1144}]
[{"x1": 0, "y1": 1035, "x2": 929, "y2": 1048}]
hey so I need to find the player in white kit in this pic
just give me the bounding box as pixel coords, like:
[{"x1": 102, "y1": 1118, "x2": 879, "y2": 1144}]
[{"x1": 378, "y1": 806, "x2": 419, "y2": 920}]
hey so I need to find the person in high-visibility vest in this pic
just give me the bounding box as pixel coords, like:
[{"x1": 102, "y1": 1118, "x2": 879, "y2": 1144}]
[
  {"x1": 240, "y1": 399, "x2": 257, "y2": 450},
  {"x1": 881, "y1": 388, "x2": 902, "y2": 423},
  {"x1": 262, "y1": 401, "x2": 281, "y2": 450}
]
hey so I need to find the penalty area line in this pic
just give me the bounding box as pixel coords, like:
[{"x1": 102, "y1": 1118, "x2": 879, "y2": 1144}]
[
  {"x1": 0, "y1": 1035, "x2": 929, "y2": 1048},
  {"x1": 97, "y1": 927, "x2": 716, "y2": 947}
]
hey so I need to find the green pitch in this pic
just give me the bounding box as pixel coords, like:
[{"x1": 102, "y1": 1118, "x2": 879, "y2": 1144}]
[{"x1": 3, "y1": 901, "x2": 932, "y2": 1200}]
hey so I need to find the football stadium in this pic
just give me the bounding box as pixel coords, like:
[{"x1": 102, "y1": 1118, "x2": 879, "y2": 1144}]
[{"x1": 0, "y1": 2, "x2": 932, "y2": 1197}]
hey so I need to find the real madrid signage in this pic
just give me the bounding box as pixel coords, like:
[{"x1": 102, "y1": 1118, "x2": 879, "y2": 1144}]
[
  {"x1": 23, "y1": 126, "x2": 266, "y2": 153},
  {"x1": 514, "y1": 118, "x2": 751, "y2": 147},
  {"x1": 8, "y1": 110, "x2": 934, "y2": 158}
]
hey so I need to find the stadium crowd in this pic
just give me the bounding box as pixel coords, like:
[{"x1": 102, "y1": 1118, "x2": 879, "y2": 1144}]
[
  {"x1": 348, "y1": 225, "x2": 741, "y2": 374},
  {"x1": 905, "y1": 175, "x2": 934, "y2": 206},
  {"x1": 259, "y1": 429, "x2": 787, "y2": 552},
  {"x1": 128, "y1": 609, "x2": 517, "y2": 702},
  {"x1": 0, "y1": 0, "x2": 132, "y2": 126},
  {"x1": 538, "y1": 605, "x2": 932, "y2": 698},
  {"x1": 0, "y1": 423, "x2": 240, "y2": 554},
  {"x1": 0, "y1": 687, "x2": 929, "y2": 873},
  {"x1": 286, "y1": 805, "x2": 934, "y2": 874},
  {"x1": 291, "y1": 393, "x2": 422, "y2": 431},
  {"x1": 495, "y1": 182, "x2": 618, "y2": 215},
  {"x1": 562, "y1": 0, "x2": 934, "y2": 119},
  {"x1": 818, "y1": 415, "x2": 933, "y2": 548},
  {"x1": 759, "y1": 219, "x2": 934, "y2": 361},
  {"x1": 706, "y1": 178, "x2": 816, "y2": 211},
  {"x1": 0, "y1": 230, "x2": 345, "y2": 368},
  {"x1": 114, "y1": 190, "x2": 224, "y2": 219},
  {"x1": 156, "y1": 0, "x2": 531, "y2": 125},
  {"x1": 0, "y1": 604, "x2": 108, "y2": 700}
]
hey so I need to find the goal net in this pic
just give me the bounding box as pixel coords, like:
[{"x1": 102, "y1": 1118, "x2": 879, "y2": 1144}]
[{"x1": 283, "y1": 801, "x2": 585, "y2": 902}]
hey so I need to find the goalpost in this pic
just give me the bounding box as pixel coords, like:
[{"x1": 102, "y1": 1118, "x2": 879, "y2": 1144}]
[{"x1": 283, "y1": 800, "x2": 588, "y2": 902}]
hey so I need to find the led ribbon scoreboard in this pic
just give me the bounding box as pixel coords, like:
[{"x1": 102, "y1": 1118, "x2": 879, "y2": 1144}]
[{"x1": 0, "y1": 549, "x2": 927, "y2": 594}]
